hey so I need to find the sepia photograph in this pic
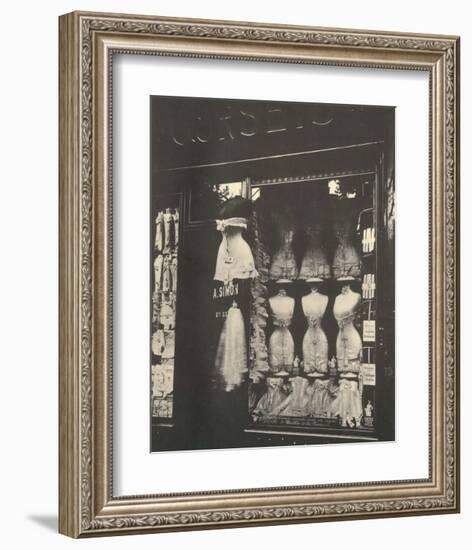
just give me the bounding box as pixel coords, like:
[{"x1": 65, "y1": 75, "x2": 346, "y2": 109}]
[{"x1": 150, "y1": 96, "x2": 395, "y2": 452}]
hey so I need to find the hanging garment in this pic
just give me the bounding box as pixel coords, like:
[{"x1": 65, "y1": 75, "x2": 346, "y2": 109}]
[
  {"x1": 332, "y1": 215, "x2": 361, "y2": 280},
  {"x1": 307, "y1": 378, "x2": 336, "y2": 416},
  {"x1": 154, "y1": 212, "x2": 164, "y2": 252},
  {"x1": 253, "y1": 377, "x2": 288, "y2": 417},
  {"x1": 333, "y1": 287, "x2": 362, "y2": 375},
  {"x1": 330, "y1": 378, "x2": 363, "y2": 426},
  {"x1": 272, "y1": 376, "x2": 311, "y2": 417},
  {"x1": 214, "y1": 302, "x2": 248, "y2": 391},
  {"x1": 213, "y1": 218, "x2": 258, "y2": 283},
  {"x1": 160, "y1": 299, "x2": 175, "y2": 330},
  {"x1": 170, "y1": 256, "x2": 178, "y2": 293},
  {"x1": 269, "y1": 226, "x2": 298, "y2": 281},
  {"x1": 161, "y1": 256, "x2": 172, "y2": 293},
  {"x1": 163, "y1": 209, "x2": 175, "y2": 253},
  {"x1": 173, "y1": 210, "x2": 179, "y2": 248},
  {"x1": 153, "y1": 254, "x2": 163, "y2": 292},
  {"x1": 298, "y1": 225, "x2": 330, "y2": 280},
  {"x1": 151, "y1": 328, "x2": 165, "y2": 356},
  {"x1": 162, "y1": 331, "x2": 175, "y2": 360}
]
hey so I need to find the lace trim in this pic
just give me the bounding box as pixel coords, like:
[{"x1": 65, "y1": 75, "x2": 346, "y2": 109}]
[{"x1": 272, "y1": 318, "x2": 292, "y2": 328}]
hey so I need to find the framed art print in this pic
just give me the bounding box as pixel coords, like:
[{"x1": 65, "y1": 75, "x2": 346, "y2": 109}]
[{"x1": 59, "y1": 11, "x2": 460, "y2": 537}]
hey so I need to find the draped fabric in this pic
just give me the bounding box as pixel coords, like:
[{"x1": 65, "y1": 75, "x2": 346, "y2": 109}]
[
  {"x1": 214, "y1": 303, "x2": 248, "y2": 391},
  {"x1": 330, "y1": 379, "x2": 363, "y2": 425}
]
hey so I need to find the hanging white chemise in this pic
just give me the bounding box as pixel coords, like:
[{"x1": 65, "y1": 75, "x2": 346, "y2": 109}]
[{"x1": 214, "y1": 302, "x2": 248, "y2": 391}]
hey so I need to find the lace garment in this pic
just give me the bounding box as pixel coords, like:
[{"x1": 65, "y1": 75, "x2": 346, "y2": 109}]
[{"x1": 214, "y1": 302, "x2": 248, "y2": 391}]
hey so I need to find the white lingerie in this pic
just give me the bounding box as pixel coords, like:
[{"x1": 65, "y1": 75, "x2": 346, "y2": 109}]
[
  {"x1": 213, "y1": 217, "x2": 258, "y2": 283},
  {"x1": 214, "y1": 302, "x2": 248, "y2": 391}
]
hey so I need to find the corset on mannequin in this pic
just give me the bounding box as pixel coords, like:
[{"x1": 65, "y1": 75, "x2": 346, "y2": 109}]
[
  {"x1": 268, "y1": 289, "x2": 295, "y2": 376},
  {"x1": 331, "y1": 283, "x2": 363, "y2": 426},
  {"x1": 333, "y1": 284, "x2": 362, "y2": 374},
  {"x1": 332, "y1": 208, "x2": 361, "y2": 280},
  {"x1": 298, "y1": 223, "x2": 331, "y2": 281},
  {"x1": 214, "y1": 221, "x2": 258, "y2": 283},
  {"x1": 301, "y1": 287, "x2": 329, "y2": 376},
  {"x1": 269, "y1": 222, "x2": 298, "y2": 282},
  {"x1": 214, "y1": 196, "x2": 258, "y2": 283}
]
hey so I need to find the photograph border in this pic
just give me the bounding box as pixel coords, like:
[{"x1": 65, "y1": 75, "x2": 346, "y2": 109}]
[{"x1": 59, "y1": 11, "x2": 460, "y2": 537}]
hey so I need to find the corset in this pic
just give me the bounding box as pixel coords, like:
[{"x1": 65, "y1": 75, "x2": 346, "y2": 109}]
[
  {"x1": 302, "y1": 319, "x2": 328, "y2": 375},
  {"x1": 298, "y1": 236, "x2": 330, "y2": 280},
  {"x1": 273, "y1": 316, "x2": 292, "y2": 328},
  {"x1": 269, "y1": 326, "x2": 294, "y2": 374},
  {"x1": 306, "y1": 316, "x2": 322, "y2": 328},
  {"x1": 337, "y1": 358, "x2": 361, "y2": 375},
  {"x1": 332, "y1": 241, "x2": 361, "y2": 280},
  {"x1": 214, "y1": 220, "x2": 258, "y2": 283},
  {"x1": 269, "y1": 228, "x2": 298, "y2": 281},
  {"x1": 336, "y1": 312, "x2": 356, "y2": 329}
]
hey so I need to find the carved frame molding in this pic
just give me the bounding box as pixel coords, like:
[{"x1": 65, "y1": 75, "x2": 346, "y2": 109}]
[{"x1": 59, "y1": 11, "x2": 459, "y2": 537}]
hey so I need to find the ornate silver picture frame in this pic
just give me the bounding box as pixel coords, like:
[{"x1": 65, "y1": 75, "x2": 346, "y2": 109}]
[{"x1": 59, "y1": 11, "x2": 460, "y2": 537}]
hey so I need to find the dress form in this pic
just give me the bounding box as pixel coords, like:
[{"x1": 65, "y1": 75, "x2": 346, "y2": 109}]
[
  {"x1": 301, "y1": 287, "x2": 329, "y2": 376},
  {"x1": 269, "y1": 221, "x2": 298, "y2": 282},
  {"x1": 213, "y1": 220, "x2": 258, "y2": 283},
  {"x1": 268, "y1": 289, "x2": 295, "y2": 376},
  {"x1": 298, "y1": 223, "x2": 330, "y2": 281},
  {"x1": 330, "y1": 284, "x2": 363, "y2": 426},
  {"x1": 333, "y1": 284, "x2": 362, "y2": 373}
]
